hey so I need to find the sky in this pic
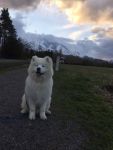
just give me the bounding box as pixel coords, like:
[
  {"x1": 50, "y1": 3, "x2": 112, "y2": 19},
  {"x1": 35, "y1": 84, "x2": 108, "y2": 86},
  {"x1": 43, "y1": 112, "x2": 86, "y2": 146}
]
[{"x1": 0, "y1": 0, "x2": 113, "y2": 60}]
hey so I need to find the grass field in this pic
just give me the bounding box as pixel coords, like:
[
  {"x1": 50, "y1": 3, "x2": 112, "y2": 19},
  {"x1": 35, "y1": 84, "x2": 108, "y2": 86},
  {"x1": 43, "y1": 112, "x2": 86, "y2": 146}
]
[
  {"x1": 53, "y1": 64, "x2": 113, "y2": 150},
  {"x1": 0, "y1": 59, "x2": 29, "y2": 72},
  {"x1": 0, "y1": 62, "x2": 113, "y2": 149}
]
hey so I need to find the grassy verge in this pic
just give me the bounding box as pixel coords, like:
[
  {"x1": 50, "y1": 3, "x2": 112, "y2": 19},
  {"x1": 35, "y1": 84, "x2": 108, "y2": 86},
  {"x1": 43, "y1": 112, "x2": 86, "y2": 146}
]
[
  {"x1": 53, "y1": 64, "x2": 113, "y2": 150},
  {"x1": 0, "y1": 59, "x2": 29, "y2": 73}
]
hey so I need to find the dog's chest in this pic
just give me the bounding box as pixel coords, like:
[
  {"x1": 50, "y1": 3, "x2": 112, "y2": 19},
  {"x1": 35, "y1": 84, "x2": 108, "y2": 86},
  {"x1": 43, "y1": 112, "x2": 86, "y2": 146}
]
[{"x1": 25, "y1": 76, "x2": 52, "y2": 101}]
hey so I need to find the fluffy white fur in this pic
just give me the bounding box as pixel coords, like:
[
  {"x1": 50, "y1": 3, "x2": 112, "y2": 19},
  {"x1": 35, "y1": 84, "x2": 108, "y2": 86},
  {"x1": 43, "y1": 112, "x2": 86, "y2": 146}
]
[{"x1": 21, "y1": 56, "x2": 54, "y2": 120}]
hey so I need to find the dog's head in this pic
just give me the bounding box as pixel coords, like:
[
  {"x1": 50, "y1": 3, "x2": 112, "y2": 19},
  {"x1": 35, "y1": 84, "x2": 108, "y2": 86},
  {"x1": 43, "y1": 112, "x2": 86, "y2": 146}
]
[{"x1": 28, "y1": 56, "x2": 53, "y2": 79}]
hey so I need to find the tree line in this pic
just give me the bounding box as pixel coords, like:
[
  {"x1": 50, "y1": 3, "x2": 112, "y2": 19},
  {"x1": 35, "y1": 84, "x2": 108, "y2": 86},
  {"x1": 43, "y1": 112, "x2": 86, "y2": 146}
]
[{"x1": 64, "y1": 55, "x2": 113, "y2": 68}]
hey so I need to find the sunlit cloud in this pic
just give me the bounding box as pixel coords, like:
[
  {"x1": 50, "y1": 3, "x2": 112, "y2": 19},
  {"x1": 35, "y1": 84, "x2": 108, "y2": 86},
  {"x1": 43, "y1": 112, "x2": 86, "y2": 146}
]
[
  {"x1": 53, "y1": 0, "x2": 113, "y2": 25},
  {"x1": 88, "y1": 35, "x2": 98, "y2": 41},
  {"x1": 62, "y1": 23, "x2": 75, "y2": 29},
  {"x1": 92, "y1": 26, "x2": 113, "y2": 39},
  {"x1": 69, "y1": 31, "x2": 83, "y2": 40}
]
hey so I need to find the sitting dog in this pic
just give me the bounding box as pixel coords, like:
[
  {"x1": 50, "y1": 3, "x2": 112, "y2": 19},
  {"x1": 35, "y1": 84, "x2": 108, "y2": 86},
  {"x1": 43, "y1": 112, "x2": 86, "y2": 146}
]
[{"x1": 21, "y1": 56, "x2": 54, "y2": 120}]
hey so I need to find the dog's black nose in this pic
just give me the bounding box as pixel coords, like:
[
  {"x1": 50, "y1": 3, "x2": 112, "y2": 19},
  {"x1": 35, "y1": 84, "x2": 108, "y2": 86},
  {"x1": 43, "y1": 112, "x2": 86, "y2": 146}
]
[{"x1": 37, "y1": 67, "x2": 41, "y2": 73}]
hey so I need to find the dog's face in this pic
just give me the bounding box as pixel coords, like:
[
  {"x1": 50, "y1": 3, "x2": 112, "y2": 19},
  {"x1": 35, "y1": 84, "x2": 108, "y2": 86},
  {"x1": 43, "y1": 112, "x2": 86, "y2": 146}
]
[{"x1": 28, "y1": 56, "x2": 53, "y2": 78}]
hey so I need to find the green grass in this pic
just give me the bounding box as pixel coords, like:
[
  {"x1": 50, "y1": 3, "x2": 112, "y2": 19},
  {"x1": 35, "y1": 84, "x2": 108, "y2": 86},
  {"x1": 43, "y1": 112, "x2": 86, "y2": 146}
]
[
  {"x1": 0, "y1": 60, "x2": 29, "y2": 73},
  {"x1": 53, "y1": 65, "x2": 113, "y2": 150}
]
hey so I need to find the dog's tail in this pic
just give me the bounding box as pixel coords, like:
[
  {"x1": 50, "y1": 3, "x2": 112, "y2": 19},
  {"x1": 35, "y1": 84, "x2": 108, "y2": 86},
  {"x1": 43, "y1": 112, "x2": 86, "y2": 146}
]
[{"x1": 21, "y1": 94, "x2": 28, "y2": 113}]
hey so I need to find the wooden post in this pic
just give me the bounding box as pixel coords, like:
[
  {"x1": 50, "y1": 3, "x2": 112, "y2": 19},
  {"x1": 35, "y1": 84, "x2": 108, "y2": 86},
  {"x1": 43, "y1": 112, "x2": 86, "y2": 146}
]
[{"x1": 55, "y1": 56, "x2": 60, "y2": 71}]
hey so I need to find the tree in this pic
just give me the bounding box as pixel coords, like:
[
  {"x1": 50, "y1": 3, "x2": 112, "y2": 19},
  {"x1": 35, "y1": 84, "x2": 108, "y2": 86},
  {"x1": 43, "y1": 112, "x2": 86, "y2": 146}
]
[
  {"x1": 0, "y1": 19, "x2": 2, "y2": 57},
  {"x1": 0, "y1": 8, "x2": 22, "y2": 59},
  {"x1": 0, "y1": 8, "x2": 16, "y2": 38},
  {"x1": 38, "y1": 44, "x2": 42, "y2": 51},
  {"x1": 1, "y1": 37, "x2": 23, "y2": 59},
  {"x1": 0, "y1": 18, "x2": 2, "y2": 42}
]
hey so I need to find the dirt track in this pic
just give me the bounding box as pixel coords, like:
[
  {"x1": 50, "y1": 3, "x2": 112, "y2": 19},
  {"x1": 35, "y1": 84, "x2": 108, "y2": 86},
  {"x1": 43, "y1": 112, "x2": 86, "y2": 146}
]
[{"x1": 0, "y1": 68, "x2": 86, "y2": 150}]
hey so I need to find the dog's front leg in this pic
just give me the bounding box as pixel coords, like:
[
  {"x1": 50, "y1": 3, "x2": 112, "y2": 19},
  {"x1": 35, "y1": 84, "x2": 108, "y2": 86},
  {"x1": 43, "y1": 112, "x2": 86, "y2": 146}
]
[
  {"x1": 40, "y1": 103, "x2": 47, "y2": 120},
  {"x1": 45, "y1": 99, "x2": 51, "y2": 115},
  {"x1": 29, "y1": 103, "x2": 36, "y2": 120}
]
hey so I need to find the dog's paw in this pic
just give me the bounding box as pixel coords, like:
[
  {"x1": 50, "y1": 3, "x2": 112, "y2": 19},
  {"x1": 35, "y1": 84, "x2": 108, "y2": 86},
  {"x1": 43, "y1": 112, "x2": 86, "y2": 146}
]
[
  {"x1": 46, "y1": 110, "x2": 51, "y2": 115},
  {"x1": 40, "y1": 115, "x2": 47, "y2": 120},
  {"x1": 21, "y1": 109, "x2": 27, "y2": 114},
  {"x1": 40, "y1": 113, "x2": 47, "y2": 120},
  {"x1": 29, "y1": 112, "x2": 36, "y2": 120}
]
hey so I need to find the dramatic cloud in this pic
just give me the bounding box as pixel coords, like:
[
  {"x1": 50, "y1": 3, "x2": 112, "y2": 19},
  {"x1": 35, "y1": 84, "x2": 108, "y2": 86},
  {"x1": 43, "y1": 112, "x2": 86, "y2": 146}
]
[
  {"x1": 96, "y1": 38, "x2": 113, "y2": 60},
  {"x1": 2, "y1": 0, "x2": 113, "y2": 60},
  {"x1": 12, "y1": 15, "x2": 113, "y2": 60},
  {"x1": 75, "y1": 37, "x2": 113, "y2": 60},
  {"x1": 0, "y1": 0, "x2": 44, "y2": 9},
  {"x1": 69, "y1": 31, "x2": 83, "y2": 40},
  {"x1": 13, "y1": 14, "x2": 26, "y2": 36},
  {"x1": 54, "y1": 0, "x2": 113, "y2": 24},
  {"x1": 92, "y1": 26, "x2": 113, "y2": 39}
]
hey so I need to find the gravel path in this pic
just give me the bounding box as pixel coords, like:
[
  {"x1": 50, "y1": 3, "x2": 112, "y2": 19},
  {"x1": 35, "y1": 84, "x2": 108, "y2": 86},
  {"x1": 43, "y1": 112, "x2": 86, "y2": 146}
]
[{"x1": 0, "y1": 68, "x2": 87, "y2": 150}]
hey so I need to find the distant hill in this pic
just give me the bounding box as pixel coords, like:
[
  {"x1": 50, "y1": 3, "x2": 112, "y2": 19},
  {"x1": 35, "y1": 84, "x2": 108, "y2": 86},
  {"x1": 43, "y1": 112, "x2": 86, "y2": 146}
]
[{"x1": 20, "y1": 33, "x2": 78, "y2": 55}]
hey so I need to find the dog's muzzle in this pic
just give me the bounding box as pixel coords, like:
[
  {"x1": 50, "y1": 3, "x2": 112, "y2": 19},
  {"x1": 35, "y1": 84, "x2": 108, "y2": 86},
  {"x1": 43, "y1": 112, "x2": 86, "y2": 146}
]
[
  {"x1": 36, "y1": 67, "x2": 41, "y2": 73},
  {"x1": 36, "y1": 67, "x2": 44, "y2": 75}
]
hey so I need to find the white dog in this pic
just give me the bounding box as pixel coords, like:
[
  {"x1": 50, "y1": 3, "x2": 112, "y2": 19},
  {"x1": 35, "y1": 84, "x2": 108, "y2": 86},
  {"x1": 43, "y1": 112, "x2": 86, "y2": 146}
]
[{"x1": 21, "y1": 56, "x2": 54, "y2": 120}]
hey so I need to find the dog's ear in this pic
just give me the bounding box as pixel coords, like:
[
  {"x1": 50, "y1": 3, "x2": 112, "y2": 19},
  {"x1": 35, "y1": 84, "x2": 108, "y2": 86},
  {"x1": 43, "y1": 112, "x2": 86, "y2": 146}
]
[
  {"x1": 45, "y1": 56, "x2": 52, "y2": 63},
  {"x1": 31, "y1": 55, "x2": 38, "y2": 62}
]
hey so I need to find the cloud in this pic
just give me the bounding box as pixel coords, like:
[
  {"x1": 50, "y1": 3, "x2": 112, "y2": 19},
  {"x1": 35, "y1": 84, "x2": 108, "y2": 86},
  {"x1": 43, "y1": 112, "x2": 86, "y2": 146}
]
[
  {"x1": 54, "y1": 0, "x2": 113, "y2": 25},
  {"x1": 69, "y1": 31, "x2": 83, "y2": 40},
  {"x1": 12, "y1": 13, "x2": 26, "y2": 37},
  {"x1": 62, "y1": 23, "x2": 75, "y2": 29},
  {"x1": 0, "y1": 0, "x2": 44, "y2": 9},
  {"x1": 77, "y1": 25, "x2": 113, "y2": 60},
  {"x1": 75, "y1": 38, "x2": 113, "y2": 60},
  {"x1": 92, "y1": 26, "x2": 113, "y2": 39},
  {"x1": 11, "y1": 8, "x2": 113, "y2": 60},
  {"x1": 95, "y1": 37, "x2": 113, "y2": 60},
  {"x1": 88, "y1": 35, "x2": 98, "y2": 41}
]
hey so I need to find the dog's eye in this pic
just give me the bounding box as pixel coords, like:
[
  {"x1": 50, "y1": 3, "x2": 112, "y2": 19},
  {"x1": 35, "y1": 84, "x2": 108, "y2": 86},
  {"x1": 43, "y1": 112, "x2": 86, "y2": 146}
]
[
  {"x1": 42, "y1": 65, "x2": 45, "y2": 67},
  {"x1": 34, "y1": 64, "x2": 38, "y2": 66}
]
